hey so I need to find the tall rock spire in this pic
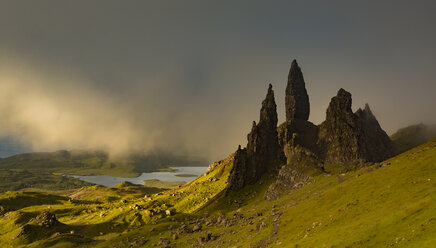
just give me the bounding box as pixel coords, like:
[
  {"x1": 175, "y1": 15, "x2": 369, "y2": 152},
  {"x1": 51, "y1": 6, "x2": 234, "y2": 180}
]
[
  {"x1": 251, "y1": 84, "x2": 281, "y2": 163},
  {"x1": 258, "y1": 84, "x2": 278, "y2": 138},
  {"x1": 227, "y1": 84, "x2": 283, "y2": 191},
  {"x1": 285, "y1": 59, "x2": 310, "y2": 121}
]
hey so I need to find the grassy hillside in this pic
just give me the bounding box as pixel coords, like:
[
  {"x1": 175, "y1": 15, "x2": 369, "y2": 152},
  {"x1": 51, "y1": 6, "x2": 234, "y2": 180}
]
[
  {"x1": 0, "y1": 169, "x2": 93, "y2": 193},
  {"x1": 0, "y1": 141, "x2": 435, "y2": 247},
  {"x1": 0, "y1": 154, "x2": 234, "y2": 247}
]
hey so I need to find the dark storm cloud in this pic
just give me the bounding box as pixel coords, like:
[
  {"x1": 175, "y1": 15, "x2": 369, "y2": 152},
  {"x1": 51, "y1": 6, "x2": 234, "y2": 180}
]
[{"x1": 0, "y1": 1, "x2": 435, "y2": 160}]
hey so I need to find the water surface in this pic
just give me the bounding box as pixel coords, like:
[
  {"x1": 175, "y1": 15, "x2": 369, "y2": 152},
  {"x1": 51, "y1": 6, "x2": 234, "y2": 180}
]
[{"x1": 68, "y1": 166, "x2": 208, "y2": 187}]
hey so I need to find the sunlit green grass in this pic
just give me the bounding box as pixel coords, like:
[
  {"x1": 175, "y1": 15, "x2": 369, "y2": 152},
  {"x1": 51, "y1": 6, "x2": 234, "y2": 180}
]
[{"x1": 0, "y1": 141, "x2": 435, "y2": 247}]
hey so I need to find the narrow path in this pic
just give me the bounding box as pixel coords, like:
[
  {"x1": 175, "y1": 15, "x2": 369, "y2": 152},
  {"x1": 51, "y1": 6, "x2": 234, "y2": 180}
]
[
  {"x1": 250, "y1": 207, "x2": 282, "y2": 248},
  {"x1": 335, "y1": 175, "x2": 344, "y2": 183}
]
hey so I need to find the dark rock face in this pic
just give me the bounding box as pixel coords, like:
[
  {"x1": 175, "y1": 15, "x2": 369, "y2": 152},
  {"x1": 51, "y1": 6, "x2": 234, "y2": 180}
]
[
  {"x1": 227, "y1": 146, "x2": 248, "y2": 191},
  {"x1": 318, "y1": 89, "x2": 394, "y2": 166},
  {"x1": 227, "y1": 85, "x2": 284, "y2": 191},
  {"x1": 282, "y1": 143, "x2": 323, "y2": 172},
  {"x1": 270, "y1": 60, "x2": 320, "y2": 198},
  {"x1": 278, "y1": 119, "x2": 319, "y2": 154},
  {"x1": 264, "y1": 145, "x2": 322, "y2": 200},
  {"x1": 355, "y1": 104, "x2": 395, "y2": 162},
  {"x1": 318, "y1": 89, "x2": 363, "y2": 164},
  {"x1": 285, "y1": 60, "x2": 310, "y2": 121},
  {"x1": 247, "y1": 84, "x2": 283, "y2": 169}
]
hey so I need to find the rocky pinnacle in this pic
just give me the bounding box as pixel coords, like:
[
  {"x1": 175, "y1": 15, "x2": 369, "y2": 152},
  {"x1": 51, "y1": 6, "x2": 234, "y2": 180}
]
[
  {"x1": 227, "y1": 84, "x2": 283, "y2": 191},
  {"x1": 229, "y1": 62, "x2": 395, "y2": 192},
  {"x1": 318, "y1": 88, "x2": 394, "y2": 165},
  {"x1": 285, "y1": 60, "x2": 310, "y2": 121}
]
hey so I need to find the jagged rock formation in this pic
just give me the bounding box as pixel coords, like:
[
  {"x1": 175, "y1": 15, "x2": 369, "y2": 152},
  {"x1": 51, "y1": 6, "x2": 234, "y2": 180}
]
[
  {"x1": 318, "y1": 89, "x2": 394, "y2": 167},
  {"x1": 285, "y1": 60, "x2": 310, "y2": 121},
  {"x1": 229, "y1": 60, "x2": 394, "y2": 193},
  {"x1": 227, "y1": 146, "x2": 249, "y2": 191},
  {"x1": 317, "y1": 89, "x2": 362, "y2": 165},
  {"x1": 355, "y1": 104, "x2": 395, "y2": 162},
  {"x1": 264, "y1": 60, "x2": 322, "y2": 198},
  {"x1": 227, "y1": 84, "x2": 284, "y2": 191}
]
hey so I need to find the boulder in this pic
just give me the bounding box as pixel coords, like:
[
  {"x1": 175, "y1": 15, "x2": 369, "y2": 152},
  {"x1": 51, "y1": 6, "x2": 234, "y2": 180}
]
[{"x1": 35, "y1": 212, "x2": 60, "y2": 228}]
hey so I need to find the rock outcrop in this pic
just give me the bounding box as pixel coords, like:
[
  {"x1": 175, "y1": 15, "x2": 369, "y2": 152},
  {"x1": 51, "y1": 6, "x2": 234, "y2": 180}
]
[
  {"x1": 229, "y1": 60, "x2": 395, "y2": 193},
  {"x1": 264, "y1": 145, "x2": 323, "y2": 200},
  {"x1": 318, "y1": 89, "x2": 394, "y2": 168},
  {"x1": 227, "y1": 84, "x2": 284, "y2": 191},
  {"x1": 35, "y1": 212, "x2": 60, "y2": 228},
  {"x1": 266, "y1": 60, "x2": 322, "y2": 198},
  {"x1": 227, "y1": 146, "x2": 249, "y2": 191},
  {"x1": 317, "y1": 89, "x2": 363, "y2": 165},
  {"x1": 278, "y1": 119, "x2": 319, "y2": 154},
  {"x1": 355, "y1": 104, "x2": 395, "y2": 162},
  {"x1": 285, "y1": 60, "x2": 310, "y2": 121}
]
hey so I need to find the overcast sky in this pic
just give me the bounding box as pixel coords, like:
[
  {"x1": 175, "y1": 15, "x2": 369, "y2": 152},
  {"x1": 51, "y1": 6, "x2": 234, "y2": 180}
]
[{"x1": 0, "y1": 1, "x2": 435, "y2": 160}]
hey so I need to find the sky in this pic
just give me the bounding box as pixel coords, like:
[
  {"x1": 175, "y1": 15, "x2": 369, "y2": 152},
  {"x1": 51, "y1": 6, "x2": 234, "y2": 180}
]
[{"x1": 0, "y1": 1, "x2": 435, "y2": 160}]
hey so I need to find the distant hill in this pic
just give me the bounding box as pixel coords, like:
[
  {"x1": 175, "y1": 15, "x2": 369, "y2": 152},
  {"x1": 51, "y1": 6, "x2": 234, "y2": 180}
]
[
  {"x1": 391, "y1": 123, "x2": 436, "y2": 154},
  {"x1": 0, "y1": 169, "x2": 93, "y2": 193},
  {"x1": 0, "y1": 149, "x2": 208, "y2": 177},
  {"x1": 0, "y1": 149, "x2": 208, "y2": 192}
]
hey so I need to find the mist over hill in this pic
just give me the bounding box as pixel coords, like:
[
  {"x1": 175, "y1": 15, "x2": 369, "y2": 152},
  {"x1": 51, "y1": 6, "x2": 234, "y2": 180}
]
[
  {"x1": 0, "y1": 149, "x2": 208, "y2": 193},
  {"x1": 391, "y1": 123, "x2": 436, "y2": 154},
  {"x1": 0, "y1": 136, "x2": 30, "y2": 158}
]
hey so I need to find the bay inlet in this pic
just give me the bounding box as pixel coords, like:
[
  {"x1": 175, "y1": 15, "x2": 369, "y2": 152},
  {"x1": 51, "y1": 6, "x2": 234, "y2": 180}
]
[{"x1": 67, "y1": 166, "x2": 208, "y2": 187}]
